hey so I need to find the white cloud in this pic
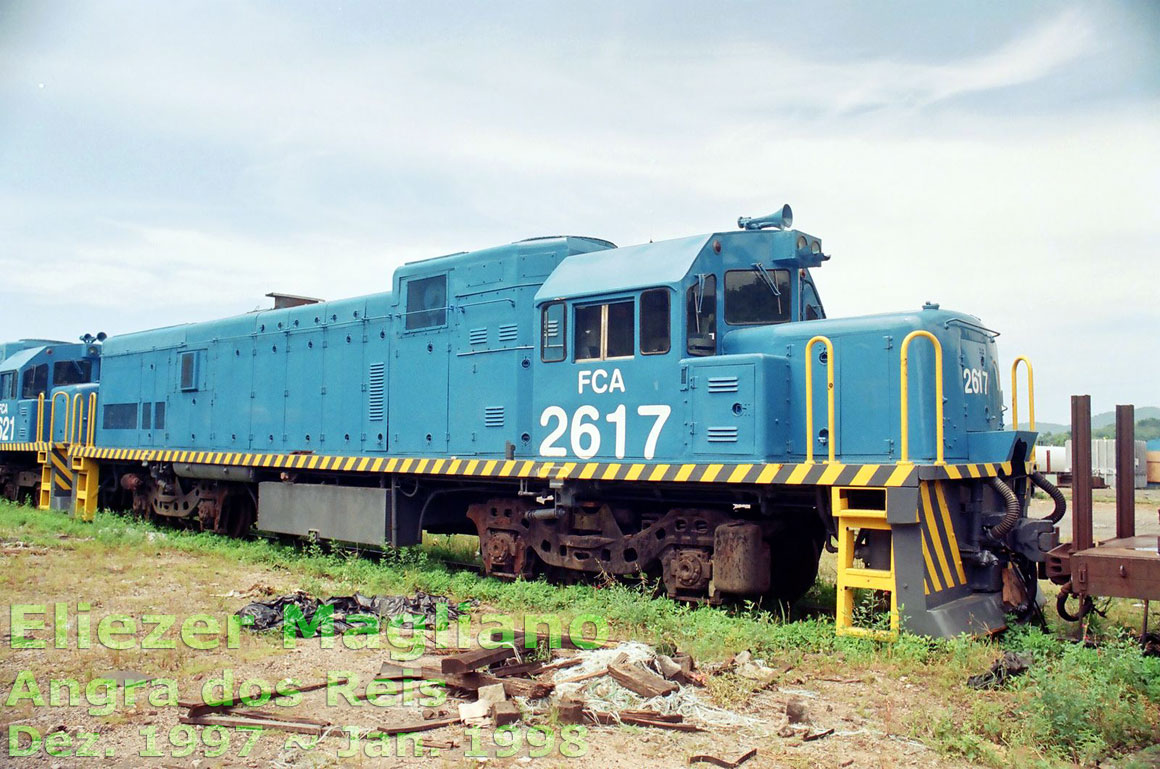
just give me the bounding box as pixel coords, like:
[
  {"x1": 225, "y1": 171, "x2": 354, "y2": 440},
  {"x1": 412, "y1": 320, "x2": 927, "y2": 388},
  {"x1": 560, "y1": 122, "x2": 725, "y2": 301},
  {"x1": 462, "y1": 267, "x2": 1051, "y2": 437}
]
[{"x1": 0, "y1": 4, "x2": 1156, "y2": 420}]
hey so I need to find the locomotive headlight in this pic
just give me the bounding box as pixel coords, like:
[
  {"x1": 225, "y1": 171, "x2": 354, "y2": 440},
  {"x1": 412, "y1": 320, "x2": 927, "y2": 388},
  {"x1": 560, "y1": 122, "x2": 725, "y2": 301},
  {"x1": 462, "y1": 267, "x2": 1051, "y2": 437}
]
[
  {"x1": 810, "y1": 240, "x2": 821, "y2": 253},
  {"x1": 796, "y1": 236, "x2": 808, "y2": 251}
]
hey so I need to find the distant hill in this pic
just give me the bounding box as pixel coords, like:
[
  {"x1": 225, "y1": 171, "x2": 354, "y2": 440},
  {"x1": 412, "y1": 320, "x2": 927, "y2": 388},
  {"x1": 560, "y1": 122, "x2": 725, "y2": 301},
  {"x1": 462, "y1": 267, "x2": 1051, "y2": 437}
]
[
  {"x1": 1035, "y1": 407, "x2": 1160, "y2": 434},
  {"x1": 1034, "y1": 407, "x2": 1160, "y2": 444}
]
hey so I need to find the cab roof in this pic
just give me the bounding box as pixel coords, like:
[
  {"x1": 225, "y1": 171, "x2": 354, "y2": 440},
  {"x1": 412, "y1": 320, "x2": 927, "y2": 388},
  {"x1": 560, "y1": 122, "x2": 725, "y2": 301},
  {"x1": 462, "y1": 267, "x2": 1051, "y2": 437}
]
[{"x1": 535, "y1": 235, "x2": 709, "y2": 303}]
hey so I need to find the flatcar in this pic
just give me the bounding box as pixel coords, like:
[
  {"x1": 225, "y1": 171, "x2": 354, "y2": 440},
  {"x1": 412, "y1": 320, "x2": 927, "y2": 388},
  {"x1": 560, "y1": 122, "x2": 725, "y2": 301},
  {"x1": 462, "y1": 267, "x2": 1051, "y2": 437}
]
[{"x1": 0, "y1": 206, "x2": 1062, "y2": 639}]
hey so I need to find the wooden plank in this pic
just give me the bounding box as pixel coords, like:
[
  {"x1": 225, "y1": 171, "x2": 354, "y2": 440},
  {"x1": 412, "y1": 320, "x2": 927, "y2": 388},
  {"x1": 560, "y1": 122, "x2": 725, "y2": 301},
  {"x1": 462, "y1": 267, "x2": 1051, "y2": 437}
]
[
  {"x1": 419, "y1": 666, "x2": 553, "y2": 699},
  {"x1": 491, "y1": 701, "x2": 521, "y2": 726},
  {"x1": 180, "y1": 714, "x2": 323, "y2": 736},
  {"x1": 608, "y1": 663, "x2": 678, "y2": 698},
  {"x1": 377, "y1": 662, "x2": 424, "y2": 680},
  {"x1": 179, "y1": 677, "x2": 346, "y2": 713},
  {"x1": 491, "y1": 660, "x2": 546, "y2": 678},
  {"x1": 441, "y1": 645, "x2": 517, "y2": 675},
  {"x1": 367, "y1": 716, "x2": 461, "y2": 737}
]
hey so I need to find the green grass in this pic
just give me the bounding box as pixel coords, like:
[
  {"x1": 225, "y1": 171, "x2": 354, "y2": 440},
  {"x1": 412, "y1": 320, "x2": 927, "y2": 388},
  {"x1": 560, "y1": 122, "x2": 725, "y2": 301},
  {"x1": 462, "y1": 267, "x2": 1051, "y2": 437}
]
[{"x1": 2, "y1": 500, "x2": 1158, "y2": 767}]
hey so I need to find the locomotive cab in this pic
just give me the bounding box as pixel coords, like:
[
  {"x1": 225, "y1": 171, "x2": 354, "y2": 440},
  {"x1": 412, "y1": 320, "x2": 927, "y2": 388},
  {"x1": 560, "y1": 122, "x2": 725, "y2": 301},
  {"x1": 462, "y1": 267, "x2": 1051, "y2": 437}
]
[{"x1": 0, "y1": 338, "x2": 102, "y2": 505}]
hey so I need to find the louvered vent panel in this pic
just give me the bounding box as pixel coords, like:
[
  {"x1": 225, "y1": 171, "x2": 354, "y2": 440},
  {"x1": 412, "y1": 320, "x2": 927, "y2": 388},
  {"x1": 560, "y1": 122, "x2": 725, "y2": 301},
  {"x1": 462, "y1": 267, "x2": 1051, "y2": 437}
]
[
  {"x1": 367, "y1": 363, "x2": 386, "y2": 421},
  {"x1": 17, "y1": 405, "x2": 28, "y2": 440},
  {"x1": 707, "y1": 376, "x2": 740, "y2": 393},
  {"x1": 484, "y1": 406, "x2": 505, "y2": 428},
  {"x1": 498, "y1": 324, "x2": 518, "y2": 343},
  {"x1": 706, "y1": 427, "x2": 739, "y2": 443},
  {"x1": 469, "y1": 327, "x2": 488, "y2": 346}
]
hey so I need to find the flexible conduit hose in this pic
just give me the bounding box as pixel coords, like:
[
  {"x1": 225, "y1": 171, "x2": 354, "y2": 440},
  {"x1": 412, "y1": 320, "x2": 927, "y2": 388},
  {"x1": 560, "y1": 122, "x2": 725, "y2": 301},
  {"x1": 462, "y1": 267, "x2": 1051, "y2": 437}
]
[
  {"x1": 1030, "y1": 470, "x2": 1067, "y2": 524},
  {"x1": 989, "y1": 477, "x2": 1022, "y2": 539}
]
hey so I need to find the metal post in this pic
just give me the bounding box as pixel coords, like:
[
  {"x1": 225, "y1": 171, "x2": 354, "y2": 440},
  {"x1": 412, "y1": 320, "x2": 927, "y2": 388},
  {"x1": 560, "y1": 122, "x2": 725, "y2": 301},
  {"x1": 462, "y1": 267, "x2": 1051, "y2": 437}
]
[
  {"x1": 1115, "y1": 404, "x2": 1135, "y2": 539},
  {"x1": 1071, "y1": 395, "x2": 1093, "y2": 551}
]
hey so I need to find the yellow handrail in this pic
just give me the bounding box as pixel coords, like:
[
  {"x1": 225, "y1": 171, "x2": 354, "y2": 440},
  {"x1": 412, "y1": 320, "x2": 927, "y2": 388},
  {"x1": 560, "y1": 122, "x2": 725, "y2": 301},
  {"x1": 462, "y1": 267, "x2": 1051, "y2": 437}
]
[
  {"x1": 49, "y1": 391, "x2": 71, "y2": 446},
  {"x1": 87, "y1": 392, "x2": 98, "y2": 446},
  {"x1": 70, "y1": 393, "x2": 84, "y2": 444},
  {"x1": 804, "y1": 335, "x2": 836, "y2": 463},
  {"x1": 1011, "y1": 356, "x2": 1037, "y2": 468},
  {"x1": 36, "y1": 393, "x2": 45, "y2": 444},
  {"x1": 900, "y1": 330, "x2": 945, "y2": 465},
  {"x1": 1010, "y1": 356, "x2": 1035, "y2": 431}
]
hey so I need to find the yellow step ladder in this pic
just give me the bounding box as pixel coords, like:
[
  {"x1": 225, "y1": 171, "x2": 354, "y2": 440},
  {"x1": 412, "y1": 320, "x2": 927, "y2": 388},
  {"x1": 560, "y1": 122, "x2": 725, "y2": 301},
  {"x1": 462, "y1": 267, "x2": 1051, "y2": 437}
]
[
  {"x1": 71, "y1": 455, "x2": 99, "y2": 521},
  {"x1": 37, "y1": 444, "x2": 74, "y2": 511},
  {"x1": 834, "y1": 487, "x2": 899, "y2": 640}
]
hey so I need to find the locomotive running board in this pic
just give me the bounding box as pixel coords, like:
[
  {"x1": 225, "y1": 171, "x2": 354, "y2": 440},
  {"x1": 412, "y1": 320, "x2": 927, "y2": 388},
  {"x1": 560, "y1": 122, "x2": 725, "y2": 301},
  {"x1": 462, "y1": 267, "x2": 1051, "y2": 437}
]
[{"x1": 68, "y1": 445, "x2": 1012, "y2": 490}]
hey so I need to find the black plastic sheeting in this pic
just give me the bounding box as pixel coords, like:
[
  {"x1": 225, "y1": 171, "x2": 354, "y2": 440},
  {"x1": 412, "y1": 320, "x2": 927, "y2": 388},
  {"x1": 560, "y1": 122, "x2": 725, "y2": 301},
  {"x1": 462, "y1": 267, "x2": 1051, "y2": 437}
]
[
  {"x1": 236, "y1": 590, "x2": 472, "y2": 637},
  {"x1": 966, "y1": 651, "x2": 1032, "y2": 689}
]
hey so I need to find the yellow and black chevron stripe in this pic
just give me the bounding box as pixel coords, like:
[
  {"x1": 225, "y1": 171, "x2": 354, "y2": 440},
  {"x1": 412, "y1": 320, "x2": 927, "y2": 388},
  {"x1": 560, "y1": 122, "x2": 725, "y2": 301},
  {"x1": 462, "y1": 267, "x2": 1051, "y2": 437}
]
[
  {"x1": 47, "y1": 447, "x2": 74, "y2": 493},
  {"x1": 919, "y1": 480, "x2": 968, "y2": 595},
  {"x1": 70, "y1": 446, "x2": 1011, "y2": 490},
  {"x1": 919, "y1": 462, "x2": 1012, "y2": 481},
  {"x1": 0, "y1": 442, "x2": 50, "y2": 453}
]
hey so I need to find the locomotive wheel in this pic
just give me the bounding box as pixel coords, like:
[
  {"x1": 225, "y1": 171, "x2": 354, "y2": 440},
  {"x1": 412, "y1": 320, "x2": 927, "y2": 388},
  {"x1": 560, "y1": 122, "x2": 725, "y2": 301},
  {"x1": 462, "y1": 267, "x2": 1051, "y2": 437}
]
[
  {"x1": 467, "y1": 498, "x2": 537, "y2": 580},
  {"x1": 220, "y1": 491, "x2": 256, "y2": 538},
  {"x1": 767, "y1": 515, "x2": 826, "y2": 604}
]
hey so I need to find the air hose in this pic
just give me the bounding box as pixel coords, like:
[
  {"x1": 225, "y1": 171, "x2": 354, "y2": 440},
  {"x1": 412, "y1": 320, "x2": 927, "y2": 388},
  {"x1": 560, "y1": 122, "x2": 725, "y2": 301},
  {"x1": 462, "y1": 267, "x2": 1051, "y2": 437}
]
[
  {"x1": 1030, "y1": 470, "x2": 1067, "y2": 524},
  {"x1": 988, "y1": 477, "x2": 1021, "y2": 539}
]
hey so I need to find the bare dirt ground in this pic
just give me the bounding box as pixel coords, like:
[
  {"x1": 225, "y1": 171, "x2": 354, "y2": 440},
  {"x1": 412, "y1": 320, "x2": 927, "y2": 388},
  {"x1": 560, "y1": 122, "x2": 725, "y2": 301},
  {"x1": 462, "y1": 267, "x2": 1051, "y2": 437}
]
[{"x1": 0, "y1": 536, "x2": 974, "y2": 769}]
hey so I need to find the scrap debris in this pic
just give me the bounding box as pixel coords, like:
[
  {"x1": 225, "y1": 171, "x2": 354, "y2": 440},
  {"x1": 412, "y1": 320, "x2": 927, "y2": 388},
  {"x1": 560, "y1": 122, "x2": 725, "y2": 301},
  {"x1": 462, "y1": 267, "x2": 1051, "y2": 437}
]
[
  {"x1": 689, "y1": 747, "x2": 758, "y2": 768},
  {"x1": 967, "y1": 651, "x2": 1032, "y2": 689},
  {"x1": 236, "y1": 590, "x2": 471, "y2": 635},
  {"x1": 179, "y1": 678, "x2": 346, "y2": 736}
]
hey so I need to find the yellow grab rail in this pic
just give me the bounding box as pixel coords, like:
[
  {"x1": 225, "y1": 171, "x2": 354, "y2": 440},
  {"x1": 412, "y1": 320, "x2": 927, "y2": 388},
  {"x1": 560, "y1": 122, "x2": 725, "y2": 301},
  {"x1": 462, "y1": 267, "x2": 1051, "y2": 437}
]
[
  {"x1": 899, "y1": 330, "x2": 945, "y2": 465},
  {"x1": 1011, "y1": 356, "x2": 1036, "y2": 467},
  {"x1": 36, "y1": 393, "x2": 45, "y2": 443},
  {"x1": 1010, "y1": 356, "x2": 1035, "y2": 431},
  {"x1": 70, "y1": 393, "x2": 84, "y2": 444},
  {"x1": 87, "y1": 392, "x2": 98, "y2": 446},
  {"x1": 49, "y1": 391, "x2": 71, "y2": 446},
  {"x1": 804, "y1": 335, "x2": 836, "y2": 463}
]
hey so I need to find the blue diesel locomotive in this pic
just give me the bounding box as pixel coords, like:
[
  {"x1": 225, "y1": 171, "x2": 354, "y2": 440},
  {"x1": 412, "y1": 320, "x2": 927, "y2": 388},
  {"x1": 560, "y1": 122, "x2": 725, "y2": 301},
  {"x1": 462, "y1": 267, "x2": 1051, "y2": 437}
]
[{"x1": 0, "y1": 206, "x2": 1061, "y2": 638}]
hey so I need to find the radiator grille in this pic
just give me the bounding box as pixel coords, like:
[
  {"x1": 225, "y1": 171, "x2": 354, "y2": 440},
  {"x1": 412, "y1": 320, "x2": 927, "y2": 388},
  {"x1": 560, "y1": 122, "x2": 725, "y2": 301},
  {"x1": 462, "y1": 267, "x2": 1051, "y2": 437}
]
[
  {"x1": 368, "y1": 363, "x2": 385, "y2": 421},
  {"x1": 484, "y1": 406, "x2": 505, "y2": 428},
  {"x1": 706, "y1": 426, "x2": 739, "y2": 443},
  {"x1": 707, "y1": 376, "x2": 739, "y2": 393}
]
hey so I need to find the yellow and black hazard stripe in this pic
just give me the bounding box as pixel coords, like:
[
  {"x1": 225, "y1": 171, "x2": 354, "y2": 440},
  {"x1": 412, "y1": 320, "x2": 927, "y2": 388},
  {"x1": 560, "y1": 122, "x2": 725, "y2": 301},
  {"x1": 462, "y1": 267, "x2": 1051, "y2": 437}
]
[
  {"x1": 73, "y1": 445, "x2": 931, "y2": 488},
  {"x1": 918, "y1": 480, "x2": 968, "y2": 595},
  {"x1": 46, "y1": 447, "x2": 74, "y2": 493},
  {"x1": 0, "y1": 442, "x2": 49, "y2": 453},
  {"x1": 919, "y1": 462, "x2": 1011, "y2": 481}
]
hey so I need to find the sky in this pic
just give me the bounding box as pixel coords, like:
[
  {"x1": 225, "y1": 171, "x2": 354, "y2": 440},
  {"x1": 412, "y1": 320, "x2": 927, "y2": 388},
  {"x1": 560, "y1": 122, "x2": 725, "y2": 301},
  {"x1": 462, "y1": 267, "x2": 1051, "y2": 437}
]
[{"x1": 1, "y1": 0, "x2": 1157, "y2": 424}]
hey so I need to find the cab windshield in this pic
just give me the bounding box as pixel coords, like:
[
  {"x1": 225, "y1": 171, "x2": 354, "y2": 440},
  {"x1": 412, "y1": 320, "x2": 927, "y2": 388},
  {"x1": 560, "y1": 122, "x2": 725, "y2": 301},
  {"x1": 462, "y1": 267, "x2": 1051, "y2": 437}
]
[{"x1": 724, "y1": 268, "x2": 792, "y2": 325}]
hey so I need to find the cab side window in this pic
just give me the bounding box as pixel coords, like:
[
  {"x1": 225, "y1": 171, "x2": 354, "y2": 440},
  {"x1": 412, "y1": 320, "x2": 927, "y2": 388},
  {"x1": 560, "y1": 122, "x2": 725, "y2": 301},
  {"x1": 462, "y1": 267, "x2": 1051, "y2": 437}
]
[
  {"x1": 541, "y1": 302, "x2": 567, "y2": 362},
  {"x1": 574, "y1": 300, "x2": 635, "y2": 362},
  {"x1": 640, "y1": 289, "x2": 671, "y2": 355},
  {"x1": 405, "y1": 274, "x2": 448, "y2": 330},
  {"x1": 0, "y1": 372, "x2": 15, "y2": 400},
  {"x1": 686, "y1": 275, "x2": 717, "y2": 356},
  {"x1": 21, "y1": 364, "x2": 47, "y2": 399},
  {"x1": 801, "y1": 279, "x2": 825, "y2": 321},
  {"x1": 53, "y1": 360, "x2": 92, "y2": 386}
]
